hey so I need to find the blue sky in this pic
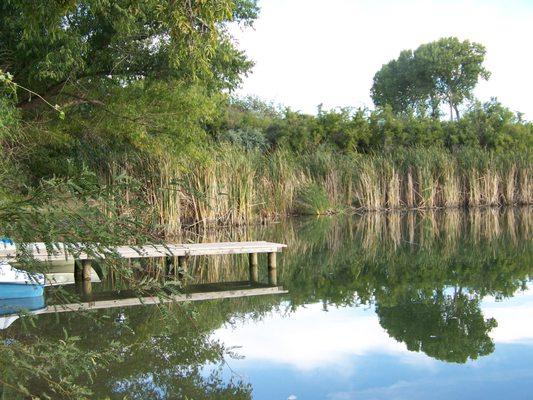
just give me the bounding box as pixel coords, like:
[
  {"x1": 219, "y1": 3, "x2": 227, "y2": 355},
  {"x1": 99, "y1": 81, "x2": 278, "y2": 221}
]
[{"x1": 230, "y1": 0, "x2": 533, "y2": 119}]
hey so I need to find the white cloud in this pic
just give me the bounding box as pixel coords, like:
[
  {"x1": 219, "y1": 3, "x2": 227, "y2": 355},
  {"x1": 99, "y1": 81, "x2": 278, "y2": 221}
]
[
  {"x1": 213, "y1": 302, "x2": 434, "y2": 371},
  {"x1": 482, "y1": 288, "x2": 533, "y2": 344},
  {"x1": 231, "y1": 0, "x2": 533, "y2": 119}
]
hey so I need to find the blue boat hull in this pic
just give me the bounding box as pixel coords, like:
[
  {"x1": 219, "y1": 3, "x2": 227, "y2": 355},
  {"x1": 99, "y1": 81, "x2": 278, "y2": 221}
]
[
  {"x1": 0, "y1": 282, "x2": 44, "y2": 300},
  {"x1": 0, "y1": 296, "x2": 45, "y2": 315}
]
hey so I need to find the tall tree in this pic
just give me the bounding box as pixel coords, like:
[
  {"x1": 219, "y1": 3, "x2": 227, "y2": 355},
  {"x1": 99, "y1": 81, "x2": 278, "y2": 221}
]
[
  {"x1": 0, "y1": 0, "x2": 258, "y2": 108},
  {"x1": 371, "y1": 37, "x2": 490, "y2": 120},
  {"x1": 415, "y1": 37, "x2": 490, "y2": 120},
  {"x1": 371, "y1": 50, "x2": 433, "y2": 116}
]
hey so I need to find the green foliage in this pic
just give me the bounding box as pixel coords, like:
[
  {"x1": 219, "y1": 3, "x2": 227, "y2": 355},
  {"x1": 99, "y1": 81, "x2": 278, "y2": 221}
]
[
  {"x1": 14, "y1": 80, "x2": 224, "y2": 182},
  {"x1": 218, "y1": 128, "x2": 268, "y2": 150},
  {"x1": 371, "y1": 37, "x2": 490, "y2": 119},
  {"x1": 1, "y1": 0, "x2": 258, "y2": 96},
  {"x1": 212, "y1": 96, "x2": 531, "y2": 153},
  {"x1": 453, "y1": 99, "x2": 533, "y2": 150},
  {"x1": 0, "y1": 70, "x2": 19, "y2": 140},
  {"x1": 1, "y1": 0, "x2": 258, "y2": 179},
  {"x1": 294, "y1": 183, "x2": 332, "y2": 215}
]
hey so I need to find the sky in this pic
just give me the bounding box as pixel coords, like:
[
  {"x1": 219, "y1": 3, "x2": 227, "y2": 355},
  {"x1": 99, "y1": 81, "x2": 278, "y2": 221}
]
[{"x1": 230, "y1": 0, "x2": 533, "y2": 119}]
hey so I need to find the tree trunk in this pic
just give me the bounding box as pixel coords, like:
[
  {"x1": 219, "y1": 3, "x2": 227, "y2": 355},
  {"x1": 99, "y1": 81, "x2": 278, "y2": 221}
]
[
  {"x1": 448, "y1": 91, "x2": 455, "y2": 121},
  {"x1": 449, "y1": 101, "x2": 454, "y2": 121}
]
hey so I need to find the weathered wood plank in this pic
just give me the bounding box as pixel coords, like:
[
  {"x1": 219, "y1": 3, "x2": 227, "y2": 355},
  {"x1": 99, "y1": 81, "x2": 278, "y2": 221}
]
[{"x1": 0, "y1": 241, "x2": 287, "y2": 262}]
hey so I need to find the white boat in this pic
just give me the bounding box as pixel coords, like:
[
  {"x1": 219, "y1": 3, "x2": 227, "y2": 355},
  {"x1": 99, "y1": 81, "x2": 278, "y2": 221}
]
[{"x1": 0, "y1": 261, "x2": 45, "y2": 299}]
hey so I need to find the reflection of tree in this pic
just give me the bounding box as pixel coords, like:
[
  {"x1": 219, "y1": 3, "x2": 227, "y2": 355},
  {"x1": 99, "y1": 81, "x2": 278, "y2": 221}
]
[
  {"x1": 376, "y1": 290, "x2": 497, "y2": 363},
  {"x1": 279, "y1": 212, "x2": 530, "y2": 362},
  {"x1": 4, "y1": 297, "x2": 277, "y2": 399},
  {"x1": 89, "y1": 303, "x2": 254, "y2": 400}
]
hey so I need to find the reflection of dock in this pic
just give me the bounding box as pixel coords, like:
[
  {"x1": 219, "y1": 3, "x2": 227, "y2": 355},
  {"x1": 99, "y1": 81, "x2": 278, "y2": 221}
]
[
  {"x1": 0, "y1": 282, "x2": 288, "y2": 329},
  {"x1": 46, "y1": 284, "x2": 287, "y2": 313},
  {"x1": 1, "y1": 241, "x2": 288, "y2": 329}
]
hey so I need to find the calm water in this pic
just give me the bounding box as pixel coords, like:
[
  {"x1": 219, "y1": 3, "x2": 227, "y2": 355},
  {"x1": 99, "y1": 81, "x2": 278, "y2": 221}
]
[{"x1": 2, "y1": 209, "x2": 533, "y2": 399}]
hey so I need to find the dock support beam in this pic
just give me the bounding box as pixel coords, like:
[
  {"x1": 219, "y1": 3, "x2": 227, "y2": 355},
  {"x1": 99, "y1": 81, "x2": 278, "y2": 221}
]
[
  {"x1": 82, "y1": 260, "x2": 93, "y2": 296},
  {"x1": 82, "y1": 260, "x2": 92, "y2": 282},
  {"x1": 177, "y1": 256, "x2": 187, "y2": 279},
  {"x1": 267, "y1": 252, "x2": 277, "y2": 286},
  {"x1": 249, "y1": 253, "x2": 258, "y2": 282},
  {"x1": 74, "y1": 259, "x2": 93, "y2": 297}
]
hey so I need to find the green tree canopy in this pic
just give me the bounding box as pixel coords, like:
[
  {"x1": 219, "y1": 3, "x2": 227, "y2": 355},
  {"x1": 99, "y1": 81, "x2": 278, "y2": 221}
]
[
  {"x1": 0, "y1": 0, "x2": 258, "y2": 107},
  {"x1": 371, "y1": 37, "x2": 490, "y2": 120}
]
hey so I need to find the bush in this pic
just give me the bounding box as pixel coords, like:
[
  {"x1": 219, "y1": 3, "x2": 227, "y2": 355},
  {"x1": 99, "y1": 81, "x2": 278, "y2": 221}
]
[
  {"x1": 218, "y1": 128, "x2": 268, "y2": 150},
  {"x1": 294, "y1": 183, "x2": 332, "y2": 215}
]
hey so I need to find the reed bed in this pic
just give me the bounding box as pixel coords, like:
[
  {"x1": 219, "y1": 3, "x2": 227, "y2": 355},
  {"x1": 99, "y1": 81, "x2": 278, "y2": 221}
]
[{"x1": 97, "y1": 146, "x2": 532, "y2": 234}]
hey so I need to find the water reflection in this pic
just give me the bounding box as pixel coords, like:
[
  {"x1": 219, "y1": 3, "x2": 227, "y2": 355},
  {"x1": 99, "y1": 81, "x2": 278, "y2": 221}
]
[
  {"x1": 1, "y1": 209, "x2": 531, "y2": 399},
  {"x1": 213, "y1": 290, "x2": 533, "y2": 400},
  {"x1": 376, "y1": 292, "x2": 497, "y2": 363}
]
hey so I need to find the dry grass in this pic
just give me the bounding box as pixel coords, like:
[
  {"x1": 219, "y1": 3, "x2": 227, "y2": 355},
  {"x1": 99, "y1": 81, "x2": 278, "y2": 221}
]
[{"x1": 97, "y1": 146, "x2": 531, "y2": 235}]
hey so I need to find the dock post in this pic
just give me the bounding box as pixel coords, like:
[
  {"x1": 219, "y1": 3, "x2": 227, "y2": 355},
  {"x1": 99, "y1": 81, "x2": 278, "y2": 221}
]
[
  {"x1": 249, "y1": 253, "x2": 258, "y2": 282},
  {"x1": 81, "y1": 260, "x2": 92, "y2": 281},
  {"x1": 81, "y1": 259, "x2": 93, "y2": 297},
  {"x1": 173, "y1": 256, "x2": 179, "y2": 277},
  {"x1": 267, "y1": 252, "x2": 277, "y2": 286},
  {"x1": 178, "y1": 256, "x2": 187, "y2": 279}
]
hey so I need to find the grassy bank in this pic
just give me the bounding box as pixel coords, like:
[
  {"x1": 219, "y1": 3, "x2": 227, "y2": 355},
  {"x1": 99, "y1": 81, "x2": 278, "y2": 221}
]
[{"x1": 97, "y1": 146, "x2": 531, "y2": 234}]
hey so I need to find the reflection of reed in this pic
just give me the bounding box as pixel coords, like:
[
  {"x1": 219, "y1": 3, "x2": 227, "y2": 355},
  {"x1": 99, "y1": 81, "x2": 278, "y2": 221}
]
[
  {"x1": 192, "y1": 209, "x2": 532, "y2": 285},
  {"x1": 402, "y1": 209, "x2": 526, "y2": 251},
  {"x1": 102, "y1": 208, "x2": 531, "y2": 289}
]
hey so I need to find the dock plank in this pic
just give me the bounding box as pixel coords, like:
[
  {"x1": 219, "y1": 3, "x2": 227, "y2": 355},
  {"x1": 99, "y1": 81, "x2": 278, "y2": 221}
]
[{"x1": 0, "y1": 241, "x2": 287, "y2": 262}]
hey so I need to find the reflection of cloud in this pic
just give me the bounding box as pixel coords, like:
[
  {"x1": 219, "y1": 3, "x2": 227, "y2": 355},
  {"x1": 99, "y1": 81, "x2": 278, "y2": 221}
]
[
  {"x1": 213, "y1": 303, "x2": 433, "y2": 371},
  {"x1": 326, "y1": 368, "x2": 533, "y2": 400},
  {"x1": 483, "y1": 288, "x2": 533, "y2": 344},
  {"x1": 213, "y1": 286, "x2": 533, "y2": 373}
]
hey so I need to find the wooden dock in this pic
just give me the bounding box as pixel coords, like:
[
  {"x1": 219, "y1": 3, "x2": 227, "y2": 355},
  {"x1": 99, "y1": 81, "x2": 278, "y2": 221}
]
[
  {"x1": 0, "y1": 240, "x2": 287, "y2": 286},
  {"x1": 0, "y1": 241, "x2": 286, "y2": 261}
]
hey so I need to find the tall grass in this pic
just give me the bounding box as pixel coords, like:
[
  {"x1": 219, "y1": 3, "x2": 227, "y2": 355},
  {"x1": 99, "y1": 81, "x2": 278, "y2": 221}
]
[{"x1": 98, "y1": 145, "x2": 532, "y2": 234}]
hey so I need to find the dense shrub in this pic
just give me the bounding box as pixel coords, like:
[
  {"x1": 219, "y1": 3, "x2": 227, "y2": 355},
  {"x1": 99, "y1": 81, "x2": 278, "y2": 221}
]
[{"x1": 212, "y1": 97, "x2": 532, "y2": 154}]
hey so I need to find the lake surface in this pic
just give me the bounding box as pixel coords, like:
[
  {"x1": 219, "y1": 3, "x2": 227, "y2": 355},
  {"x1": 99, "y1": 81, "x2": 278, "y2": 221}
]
[{"x1": 2, "y1": 209, "x2": 532, "y2": 399}]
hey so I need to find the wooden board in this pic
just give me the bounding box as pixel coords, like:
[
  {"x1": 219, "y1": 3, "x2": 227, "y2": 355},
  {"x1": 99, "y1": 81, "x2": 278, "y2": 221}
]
[
  {"x1": 39, "y1": 286, "x2": 288, "y2": 313},
  {"x1": 0, "y1": 241, "x2": 287, "y2": 262}
]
